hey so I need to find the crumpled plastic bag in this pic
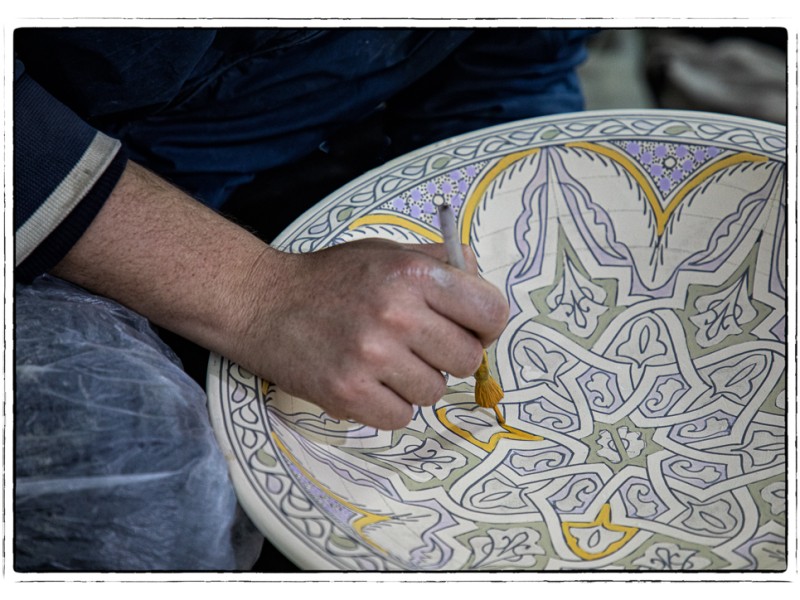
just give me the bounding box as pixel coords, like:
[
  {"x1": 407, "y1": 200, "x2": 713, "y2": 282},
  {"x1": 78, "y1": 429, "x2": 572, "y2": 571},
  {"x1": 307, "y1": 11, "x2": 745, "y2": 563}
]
[{"x1": 14, "y1": 275, "x2": 263, "y2": 571}]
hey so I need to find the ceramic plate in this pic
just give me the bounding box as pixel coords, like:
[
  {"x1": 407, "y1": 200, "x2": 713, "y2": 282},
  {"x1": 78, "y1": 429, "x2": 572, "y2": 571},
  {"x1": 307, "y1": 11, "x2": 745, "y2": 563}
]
[{"x1": 207, "y1": 110, "x2": 787, "y2": 571}]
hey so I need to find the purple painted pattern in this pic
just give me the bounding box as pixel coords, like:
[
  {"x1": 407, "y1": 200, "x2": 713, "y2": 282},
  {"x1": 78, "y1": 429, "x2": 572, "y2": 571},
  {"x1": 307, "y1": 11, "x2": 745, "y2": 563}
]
[
  {"x1": 733, "y1": 531, "x2": 787, "y2": 569},
  {"x1": 285, "y1": 460, "x2": 360, "y2": 524},
  {"x1": 521, "y1": 396, "x2": 581, "y2": 433},
  {"x1": 661, "y1": 455, "x2": 728, "y2": 489},
  {"x1": 506, "y1": 153, "x2": 552, "y2": 317},
  {"x1": 379, "y1": 163, "x2": 488, "y2": 227},
  {"x1": 504, "y1": 446, "x2": 574, "y2": 476},
  {"x1": 577, "y1": 367, "x2": 625, "y2": 414},
  {"x1": 613, "y1": 140, "x2": 721, "y2": 197},
  {"x1": 667, "y1": 410, "x2": 737, "y2": 445},
  {"x1": 638, "y1": 374, "x2": 691, "y2": 418},
  {"x1": 618, "y1": 476, "x2": 670, "y2": 519},
  {"x1": 500, "y1": 139, "x2": 753, "y2": 308},
  {"x1": 546, "y1": 473, "x2": 604, "y2": 514}
]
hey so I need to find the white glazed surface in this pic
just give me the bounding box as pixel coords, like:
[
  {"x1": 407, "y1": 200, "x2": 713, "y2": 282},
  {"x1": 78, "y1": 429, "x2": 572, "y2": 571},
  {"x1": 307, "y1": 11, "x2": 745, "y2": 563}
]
[{"x1": 207, "y1": 110, "x2": 787, "y2": 571}]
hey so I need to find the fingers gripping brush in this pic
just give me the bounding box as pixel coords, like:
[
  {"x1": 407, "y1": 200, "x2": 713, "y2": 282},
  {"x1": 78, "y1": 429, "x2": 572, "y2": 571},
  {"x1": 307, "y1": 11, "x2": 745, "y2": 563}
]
[{"x1": 435, "y1": 197, "x2": 505, "y2": 425}]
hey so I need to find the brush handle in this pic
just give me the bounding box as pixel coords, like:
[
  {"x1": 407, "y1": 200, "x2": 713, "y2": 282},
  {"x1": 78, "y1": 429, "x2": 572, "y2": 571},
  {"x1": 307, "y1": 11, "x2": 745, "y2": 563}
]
[
  {"x1": 437, "y1": 202, "x2": 466, "y2": 271},
  {"x1": 437, "y1": 200, "x2": 504, "y2": 421}
]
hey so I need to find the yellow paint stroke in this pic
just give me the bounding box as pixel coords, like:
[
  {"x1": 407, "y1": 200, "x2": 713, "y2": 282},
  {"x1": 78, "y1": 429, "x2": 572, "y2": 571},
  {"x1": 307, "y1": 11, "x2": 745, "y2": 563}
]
[
  {"x1": 460, "y1": 148, "x2": 542, "y2": 244},
  {"x1": 347, "y1": 149, "x2": 543, "y2": 245},
  {"x1": 567, "y1": 142, "x2": 768, "y2": 236},
  {"x1": 435, "y1": 405, "x2": 543, "y2": 452},
  {"x1": 561, "y1": 503, "x2": 638, "y2": 561},
  {"x1": 271, "y1": 432, "x2": 390, "y2": 553},
  {"x1": 348, "y1": 213, "x2": 443, "y2": 243},
  {"x1": 348, "y1": 144, "x2": 767, "y2": 246}
]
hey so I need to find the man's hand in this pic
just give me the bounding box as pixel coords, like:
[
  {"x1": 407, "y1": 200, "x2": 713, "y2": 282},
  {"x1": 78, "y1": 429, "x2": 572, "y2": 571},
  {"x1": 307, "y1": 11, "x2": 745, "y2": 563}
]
[
  {"x1": 53, "y1": 161, "x2": 508, "y2": 430},
  {"x1": 234, "y1": 239, "x2": 509, "y2": 429}
]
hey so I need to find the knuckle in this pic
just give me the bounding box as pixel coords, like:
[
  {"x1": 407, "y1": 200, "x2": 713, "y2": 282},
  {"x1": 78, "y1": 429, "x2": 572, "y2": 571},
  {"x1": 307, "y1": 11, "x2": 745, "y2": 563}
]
[
  {"x1": 451, "y1": 340, "x2": 484, "y2": 378},
  {"x1": 483, "y1": 294, "x2": 510, "y2": 338},
  {"x1": 328, "y1": 371, "x2": 364, "y2": 411},
  {"x1": 354, "y1": 335, "x2": 389, "y2": 368},
  {"x1": 376, "y1": 304, "x2": 413, "y2": 336},
  {"x1": 328, "y1": 374, "x2": 353, "y2": 406},
  {"x1": 468, "y1": 342, "x2": 485, "y2": 373},
  {"x1": 427, "y1": 375, "x2": 448, "y2": 404},
  {"x1": 389, "y1": 251, "x2": 425, "y2": 278},
  {"x1": 385, "y1": 404, "x2": 414, "y2": 430},
  {"x1": 393, "y1": 253, "x2": 442, "y2": 288}
]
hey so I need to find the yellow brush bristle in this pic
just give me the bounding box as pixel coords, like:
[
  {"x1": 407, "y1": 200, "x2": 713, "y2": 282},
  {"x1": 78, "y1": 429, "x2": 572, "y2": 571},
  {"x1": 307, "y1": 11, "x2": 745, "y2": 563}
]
[{"x1": 474, "y1": 350, "x2": 504, "y2": 424}]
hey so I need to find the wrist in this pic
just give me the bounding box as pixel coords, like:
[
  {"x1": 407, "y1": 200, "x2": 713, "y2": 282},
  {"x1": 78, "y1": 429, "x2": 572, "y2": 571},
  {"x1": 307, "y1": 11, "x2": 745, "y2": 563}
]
[{"x1": 50, "y1": 162, "x2": 283, "y2": 371}]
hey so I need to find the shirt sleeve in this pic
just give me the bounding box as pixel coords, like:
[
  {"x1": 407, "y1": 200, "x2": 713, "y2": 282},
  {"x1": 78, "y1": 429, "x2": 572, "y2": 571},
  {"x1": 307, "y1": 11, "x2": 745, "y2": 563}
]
[{"x1": 14, "y1": 58, "x2": 128, "y2": 282}]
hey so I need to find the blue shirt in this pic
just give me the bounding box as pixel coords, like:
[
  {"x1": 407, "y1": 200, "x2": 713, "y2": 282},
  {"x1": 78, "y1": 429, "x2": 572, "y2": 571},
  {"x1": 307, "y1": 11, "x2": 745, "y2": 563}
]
[{"x1": 14, "y1": 28, "x2": 591, "y2": 280}]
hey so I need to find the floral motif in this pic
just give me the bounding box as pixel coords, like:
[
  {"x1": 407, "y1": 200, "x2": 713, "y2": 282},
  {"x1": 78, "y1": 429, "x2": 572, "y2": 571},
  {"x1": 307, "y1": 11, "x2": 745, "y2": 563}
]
[
  {"x1": 761, "y1": 481, "x2": 786, "y2": 515},
  {"x1": 614, "y1": 316, "x2": 671, "y2": 369},
  {"x1": 366, "y1": 435, "x2": 467, "y2": 483},
  {"x1": 466, "y1": 476, "x2": 530, "y2": 512},
  {"x1": 511, "y1": 335, "x2": 570, "y2": 387},
  {"x1": 632, "y1": 542, "x2": 712, "y2": 570},
  {"x1": 690, "y1": 274, "x2": 758, "y2": 347},
  {"x1": 594, "y1": 426, "x2": 646, "y2": 464},
  {"x1": 546, "y1": 254, "x2": 608, "y2": 337},
  {"x1": 469, "y1": 527, "x2": 545, "y2": 569}
]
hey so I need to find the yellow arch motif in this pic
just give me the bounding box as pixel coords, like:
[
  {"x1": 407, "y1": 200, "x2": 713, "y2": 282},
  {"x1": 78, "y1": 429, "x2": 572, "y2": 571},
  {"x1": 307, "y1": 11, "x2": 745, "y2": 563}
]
[
  {"x1": 346, "y1": 148, "x2": 542, "y2": 245},
  {"x1": 458, "y1": 148, "x2": 542, "y2": 244},
  {"x1": 565, "y1": 142, "x2": 768, "y2": 236},
  {"x1": 346, "y1": 143, "x2": 767, "y2": 244},
  {"x1": 347, "y1": 213, "x2": 443, "y2": 242}
]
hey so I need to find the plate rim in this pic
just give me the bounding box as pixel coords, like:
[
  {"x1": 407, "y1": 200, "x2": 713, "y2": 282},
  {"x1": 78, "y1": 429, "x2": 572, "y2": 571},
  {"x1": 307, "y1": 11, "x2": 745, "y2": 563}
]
[{"x1": 206, "y1": 107, "x2": 787, "y2": 571}]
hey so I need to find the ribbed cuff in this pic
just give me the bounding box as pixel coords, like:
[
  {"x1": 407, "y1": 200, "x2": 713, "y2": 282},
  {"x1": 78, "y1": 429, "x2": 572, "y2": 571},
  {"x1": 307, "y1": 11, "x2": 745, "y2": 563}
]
[{"x1": 16, "y1": 150, "x2": 128, "y2": 283}]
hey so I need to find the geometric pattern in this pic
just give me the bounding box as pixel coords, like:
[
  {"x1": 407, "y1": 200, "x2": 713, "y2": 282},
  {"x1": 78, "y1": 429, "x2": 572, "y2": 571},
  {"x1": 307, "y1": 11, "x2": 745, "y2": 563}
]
[{"x1": 207, "y1": 110, "x2": 787, "y2": 571}]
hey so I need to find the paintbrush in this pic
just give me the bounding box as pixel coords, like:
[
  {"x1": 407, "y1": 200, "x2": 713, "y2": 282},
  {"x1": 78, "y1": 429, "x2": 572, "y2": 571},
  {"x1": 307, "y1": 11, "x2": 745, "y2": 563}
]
[{"x1": 435, "y1": 196, "x2": 505, "y2": 425}]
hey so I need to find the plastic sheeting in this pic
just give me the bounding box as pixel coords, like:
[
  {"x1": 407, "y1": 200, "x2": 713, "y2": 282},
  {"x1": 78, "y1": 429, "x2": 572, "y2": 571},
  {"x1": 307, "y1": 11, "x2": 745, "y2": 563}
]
[{"x1": 14, "y1": 275, "x2": 263, "y2": 571}]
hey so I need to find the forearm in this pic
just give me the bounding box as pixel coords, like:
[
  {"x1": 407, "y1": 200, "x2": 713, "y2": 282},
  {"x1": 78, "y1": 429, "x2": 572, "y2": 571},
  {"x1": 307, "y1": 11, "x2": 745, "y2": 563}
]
[
  {"x1": 51, "y1": 161, "x2": 277, "y2": 364},
  {"x1": 51, "y1": 161, "x2": 508, "y2": 430}
]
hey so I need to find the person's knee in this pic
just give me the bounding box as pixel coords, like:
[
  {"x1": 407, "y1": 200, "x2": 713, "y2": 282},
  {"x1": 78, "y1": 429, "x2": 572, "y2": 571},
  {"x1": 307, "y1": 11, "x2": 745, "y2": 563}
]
[{"x1": 14, "y1": 275, "x2": 256, "y2": 570}]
